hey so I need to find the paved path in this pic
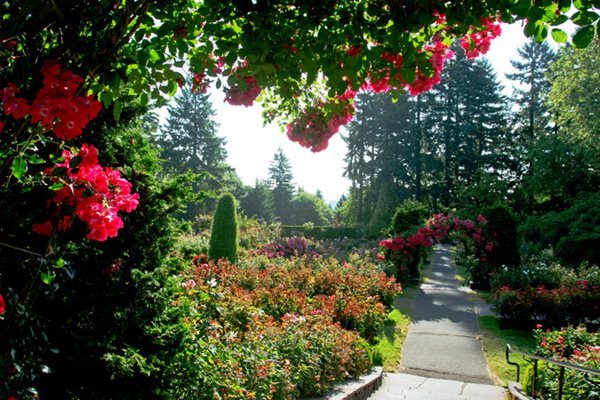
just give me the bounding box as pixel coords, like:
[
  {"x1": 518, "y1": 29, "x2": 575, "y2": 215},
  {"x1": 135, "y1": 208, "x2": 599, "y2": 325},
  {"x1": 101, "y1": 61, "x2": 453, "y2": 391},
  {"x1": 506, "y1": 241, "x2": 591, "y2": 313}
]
[{"x1": 368, "y1": 244, "x2": 505, "y2": 400}]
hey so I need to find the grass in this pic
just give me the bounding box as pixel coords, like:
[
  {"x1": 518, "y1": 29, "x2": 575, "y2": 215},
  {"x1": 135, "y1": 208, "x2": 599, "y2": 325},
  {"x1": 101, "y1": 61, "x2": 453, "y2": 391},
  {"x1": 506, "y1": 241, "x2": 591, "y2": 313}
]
[
  {"x1": 478, "y1": 315, "x2": 537, "y2": 386},
  {"x1": 372, "y1": 258, "x2": 425, "y2": 372}
]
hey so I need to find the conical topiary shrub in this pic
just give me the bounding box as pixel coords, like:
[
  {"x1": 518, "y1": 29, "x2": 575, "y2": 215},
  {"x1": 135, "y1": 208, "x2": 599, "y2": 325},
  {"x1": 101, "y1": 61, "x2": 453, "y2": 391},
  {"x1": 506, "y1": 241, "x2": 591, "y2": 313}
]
[{"x1": 208, "y1": 193, "x2": 239, "y2": 263}]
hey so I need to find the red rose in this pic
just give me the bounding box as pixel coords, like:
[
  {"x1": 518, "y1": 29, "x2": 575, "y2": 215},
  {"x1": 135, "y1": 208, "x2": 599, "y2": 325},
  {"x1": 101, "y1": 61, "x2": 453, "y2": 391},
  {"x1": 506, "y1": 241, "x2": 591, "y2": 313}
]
[{"x1": 0, "y1": 293, "x2": 5, "y2": 316}]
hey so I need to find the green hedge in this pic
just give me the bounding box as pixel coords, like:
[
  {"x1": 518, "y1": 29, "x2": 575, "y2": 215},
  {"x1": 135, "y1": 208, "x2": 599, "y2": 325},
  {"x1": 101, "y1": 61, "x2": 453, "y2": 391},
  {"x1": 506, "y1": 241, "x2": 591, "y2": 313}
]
[{"x1": 281, "y1": 226, "x2": 362, "y2": 239}]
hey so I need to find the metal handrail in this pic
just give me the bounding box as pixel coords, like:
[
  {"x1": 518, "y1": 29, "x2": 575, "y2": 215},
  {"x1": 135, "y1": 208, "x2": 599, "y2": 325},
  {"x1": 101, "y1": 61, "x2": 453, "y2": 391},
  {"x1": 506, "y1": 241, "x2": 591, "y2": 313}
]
[{"x1": 506, "y1": 344, "x2": 600, "y2": 400}]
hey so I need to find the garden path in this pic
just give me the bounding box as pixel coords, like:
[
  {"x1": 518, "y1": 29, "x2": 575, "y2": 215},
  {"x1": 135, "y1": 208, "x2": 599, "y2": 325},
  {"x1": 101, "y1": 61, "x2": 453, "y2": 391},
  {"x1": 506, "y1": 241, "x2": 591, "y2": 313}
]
[{"x1": 368, "y1": 244, "x2": 506, "y2": 400}]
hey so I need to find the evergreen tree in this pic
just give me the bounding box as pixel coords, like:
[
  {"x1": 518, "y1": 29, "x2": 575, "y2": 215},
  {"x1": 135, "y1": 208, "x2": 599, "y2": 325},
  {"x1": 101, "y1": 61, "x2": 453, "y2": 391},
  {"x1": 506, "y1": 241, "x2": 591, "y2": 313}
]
[
  {"x1": 268, "y1": 148, "x2": 295, "y2": 223},
  {"x1": 159, "y1": 86, "x2": 234, "y2": 217},
  {"x1": 208, "y1": 193, "x2": 239, "y2": 263},
  {"x1": 506, "y1": 39, "x2": 556, "y2": 199},
  {"x1": 506, "y1": 40, "x2": 555, "y2": 144},
  {"x1": 160, "y1": 86, "x2": 228, "y2": 175},
  {"x1": 239, "y1": 179, "x2": 275, "y2": 222}
]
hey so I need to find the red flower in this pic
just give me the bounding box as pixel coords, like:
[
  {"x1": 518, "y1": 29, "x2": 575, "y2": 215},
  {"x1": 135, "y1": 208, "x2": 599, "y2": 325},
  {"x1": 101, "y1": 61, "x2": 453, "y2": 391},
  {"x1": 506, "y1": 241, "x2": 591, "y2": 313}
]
[
  {"x1": 0, "y1": 120, "x2": 4, "y2": 133},
  {"x1": 32, "y1": 220, "x2": 53, "y2": 236},
  {"x1": 0, "y1": 293, "x2": 5, "y2": 315}
]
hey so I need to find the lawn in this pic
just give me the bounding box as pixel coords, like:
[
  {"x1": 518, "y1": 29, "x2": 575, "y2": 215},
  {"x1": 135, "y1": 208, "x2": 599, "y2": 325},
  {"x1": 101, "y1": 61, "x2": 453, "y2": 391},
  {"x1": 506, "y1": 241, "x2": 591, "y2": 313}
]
[{"x1": 478, "y1": 316, "x2": 537, "y2": 386}]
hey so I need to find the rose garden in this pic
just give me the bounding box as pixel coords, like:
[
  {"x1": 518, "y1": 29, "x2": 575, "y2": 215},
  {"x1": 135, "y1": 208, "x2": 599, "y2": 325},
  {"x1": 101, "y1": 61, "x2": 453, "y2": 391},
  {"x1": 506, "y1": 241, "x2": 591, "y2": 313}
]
[{"x1": 1, "y1": 2, "x2": 599, "y2": 399}]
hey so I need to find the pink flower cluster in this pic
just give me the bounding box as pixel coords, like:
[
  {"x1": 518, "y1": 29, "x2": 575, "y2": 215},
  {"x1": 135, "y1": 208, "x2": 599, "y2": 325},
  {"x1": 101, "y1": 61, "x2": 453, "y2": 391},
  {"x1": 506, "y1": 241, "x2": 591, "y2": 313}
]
[
  {"x1": 461, "y1": 17, "x2": 502, "y2": 59},
  {"x1": 223, "y1": 60, "x2": 261, "y2": 107},
  {"x1": 0, "y1": 60, "x2": 101, "y2": 139},
  {"x1": 363, "y1": 40, "x2": 454, "y2": 96},
  {"x1": 286, "y1": 95, "x2": 354, "y2": 152},
  {"x1": 191, "y1": 54, "x2": 225, "y2": 94},
  {"x1": 32, "y1": 144, "x2": 139, "y2": 241}
]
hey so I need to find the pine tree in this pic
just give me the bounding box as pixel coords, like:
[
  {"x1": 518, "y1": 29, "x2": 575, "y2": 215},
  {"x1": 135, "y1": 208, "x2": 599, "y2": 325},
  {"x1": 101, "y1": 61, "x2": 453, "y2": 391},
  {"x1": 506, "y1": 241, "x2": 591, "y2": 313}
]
[
  {"x1": 506, "y1": 40, "x2": 555, "y2": 144},
  {"x1": 268, "y1": 148, "x2": 295, "y2": 223},
  {"x1": 159, "y1": 85, "x2": 234, "y2": 217},
  {"x1": 239, "y1": 179, "x2": 275, "y2": 222},
  {"x1": 160, "y1": 86, "x2": 228, "y2": 176}
]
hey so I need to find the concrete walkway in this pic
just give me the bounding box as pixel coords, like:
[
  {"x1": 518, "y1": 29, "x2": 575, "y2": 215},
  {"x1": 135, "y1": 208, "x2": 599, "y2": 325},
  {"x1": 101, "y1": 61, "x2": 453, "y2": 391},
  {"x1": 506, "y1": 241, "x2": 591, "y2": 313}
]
[{"x1": 368, "y1": 244, "x2": 505, "y2": 400}]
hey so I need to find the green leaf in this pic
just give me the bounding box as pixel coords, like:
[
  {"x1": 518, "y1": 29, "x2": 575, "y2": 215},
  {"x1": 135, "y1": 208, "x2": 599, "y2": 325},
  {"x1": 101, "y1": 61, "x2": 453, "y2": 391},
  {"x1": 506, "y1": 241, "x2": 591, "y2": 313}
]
[
  {"x1": 551, "y1": 28, "x2": 568, "y2": 43},
  {"x1": 551, "y1": 14, "x2": 569, "y2": 26},
  {"x1": 113, "y1": 100, "x2": 123, "y2": 122},
  {"x1": 573, "y1": 25, "x2": 595, "y2": 48},
  {"x1": 558, "y1": 0, "x2": 571, "y2": 12},
  {"x1": 99, "y1": 91, "x2": 113, "y2": 107},
  {"x1": 25, "y1": 154, "x2": 46, "y2": 164},
  {"x1": 48, "y1": 183, "x2": 64, "y2": 191},
  {"x1": 524, "y1": 20, "x2": 536, "y2": 37},
  {"x1": 536, "y1": 25, "x2": 549, "y2": 42},
  {"x1": 41, "y1": 270, "x2": 56, "y2": 285},
  {"x1": 69, "y1": 156, "x2": 82, "y2": 168},
  {"x1": 11, "y1": 158, "x2": 27, "y2": 180},
  {"x1": 52, "y1": 258, "x2": 65, "y2": 269},
  {"x1": 571, "y1": 10, "x2": 599, "y2": 26}
]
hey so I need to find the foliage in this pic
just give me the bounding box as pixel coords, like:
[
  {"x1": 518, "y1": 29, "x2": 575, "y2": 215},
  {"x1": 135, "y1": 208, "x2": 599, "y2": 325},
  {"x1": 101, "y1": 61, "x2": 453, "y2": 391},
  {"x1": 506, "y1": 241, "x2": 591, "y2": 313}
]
[
  {"x1": 239, "y1": 179, "x2": 276, "y2": 223},
  {"x1": 478, "y1": 316, "x2": 536, "y2": 385},
  {"x1": 389, "y1": 200, "x2": 429, "y2": 235},
  {"x1": 1, "y1": 0, "x2": 598, "y2": 398},
  {"x1": 158, "y1": 85, "x2": 235, "y2": 217},
  {"x1": 281, "y1": 225, "x2": 362, "y2": 240},
  {"x1": 288, "y1": 190, "x2": 334, "y2": 226},
  {"x1": 519, "y1": 191, "x2": 600, "y2": 266},
  {"x1": 548, "y1": 38, "x2": 600, "y2": 155},
  {"x1": 0, "y1": 122, "x2": 196, "y2": 399},
  {"x1": 490, "y1": 265, "x2": 600, "y2": 327},
  {"x1": 482, "y1": 203, "x2": 520, "y2": 270},
  {"x1": 522, "y1": 325, "x2": 600, "y2": 400},
  {"x1": 268, "y1": 148, "x2": 295, "y2": 223},
  {"x1": 208, "y1": 193, "x2": 239, "y2": 263}
]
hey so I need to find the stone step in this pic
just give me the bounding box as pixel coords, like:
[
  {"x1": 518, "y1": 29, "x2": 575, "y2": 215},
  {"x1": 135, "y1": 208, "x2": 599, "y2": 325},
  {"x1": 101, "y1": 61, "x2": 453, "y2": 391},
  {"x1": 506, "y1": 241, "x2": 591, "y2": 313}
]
[{"x1": 368, "y1": 373, "x2": 506, "y2": 400}]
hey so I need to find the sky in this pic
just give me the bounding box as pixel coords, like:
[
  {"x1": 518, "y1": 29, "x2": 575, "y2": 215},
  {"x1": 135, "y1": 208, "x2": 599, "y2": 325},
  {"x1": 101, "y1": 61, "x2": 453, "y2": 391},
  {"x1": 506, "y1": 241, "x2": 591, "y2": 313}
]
[{"x1": 190, "y1": 22, "x2": 539, "y2": 205}]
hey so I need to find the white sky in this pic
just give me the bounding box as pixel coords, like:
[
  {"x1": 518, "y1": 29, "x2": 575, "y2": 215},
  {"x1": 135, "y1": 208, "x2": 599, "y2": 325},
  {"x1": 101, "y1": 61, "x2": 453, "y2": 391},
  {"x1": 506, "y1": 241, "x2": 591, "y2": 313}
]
[{"x1": 188, "y1": 21, "x2": 564, "y2": 205}]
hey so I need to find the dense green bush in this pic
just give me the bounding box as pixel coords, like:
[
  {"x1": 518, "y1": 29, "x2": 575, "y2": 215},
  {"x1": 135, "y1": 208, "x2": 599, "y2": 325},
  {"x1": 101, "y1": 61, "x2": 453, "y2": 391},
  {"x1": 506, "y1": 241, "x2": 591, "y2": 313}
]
[
  {"x1": 389, "y1": 200, "x2": 429, "y2": 235},
  {"x1": 0, "y1": 122, "x2": 195, "y2": 399},
  {"x1": 520, "y1": 192, "x2": 600, "y2": 266},
  {"x1": 483, "y1": 203, "x2": 520, "y2": 270},
  {"x1": 208, "y1": 193, "x2": 239, "y2": 263},
  {"x1": 281, "y1": 225, "x2": 362, "y2": 239}
]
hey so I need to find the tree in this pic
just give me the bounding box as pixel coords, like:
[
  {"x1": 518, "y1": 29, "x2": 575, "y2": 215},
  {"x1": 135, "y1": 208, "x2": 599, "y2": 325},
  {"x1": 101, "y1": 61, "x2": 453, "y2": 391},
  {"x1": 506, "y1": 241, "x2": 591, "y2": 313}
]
[
  {"x1": 506, "y1": 40, "x2": 555, "y2": 143},
  {"x1": 1, "y1": 1, "x2": 596, "y2": 397},
  {"x1": 208, "y1": 193, "x2": 239, "y2": 263},
  {"x1": 159, "y1": 86, "x2": 235, "y2": 216},
  {"x1": 547, "y1": 38, "x2": 600, "y2": 155},
  {"x1": 289, "y1": 190, "x2": 334, "y2": 225},
  {"x1": 268, "y1": 148, "x2": 295, "y2": 223},
  {"x1": 160, "y1": 86, "x2": 227, "y2": 175},
  {"x1": 239, "y1": 179, "x2": 275, "y2": 222}
]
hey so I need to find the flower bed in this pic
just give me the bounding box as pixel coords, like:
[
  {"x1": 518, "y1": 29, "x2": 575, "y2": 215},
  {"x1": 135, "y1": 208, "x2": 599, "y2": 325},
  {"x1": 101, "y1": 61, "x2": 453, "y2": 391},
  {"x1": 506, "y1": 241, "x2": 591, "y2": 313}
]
[
  {"x1": 522, "y1": 325, "x2": 600, "y2": 400},
  {"x1": 170, "y1": 254, "x2": 401, "y2": 399}
]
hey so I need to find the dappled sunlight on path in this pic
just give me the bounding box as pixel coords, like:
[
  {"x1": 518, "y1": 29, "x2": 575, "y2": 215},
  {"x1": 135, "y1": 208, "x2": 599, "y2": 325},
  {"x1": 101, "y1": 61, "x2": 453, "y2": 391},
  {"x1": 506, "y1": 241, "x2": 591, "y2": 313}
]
[{"x1": 368, "y1": 244, "x2": 506, "y2": 400}]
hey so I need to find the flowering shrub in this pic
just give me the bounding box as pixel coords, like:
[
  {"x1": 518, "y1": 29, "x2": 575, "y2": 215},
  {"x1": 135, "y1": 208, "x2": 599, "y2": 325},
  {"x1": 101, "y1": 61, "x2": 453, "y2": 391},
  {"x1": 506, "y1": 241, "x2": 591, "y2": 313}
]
[
  {"x1": 523, "y1": 326, "x2": 600, "y2": 400},
  {"x1": 165, "y1": 254, "x2": 398, "y2": 399},
  {"x1": 254, "y1": 236, "x2": 320, "y2": 259},
  {"x1": 32, "y1": 144, "x2": 139, "y2": 241},
  {"x1": 491, "y1": 274, "x2": 600, "y2": 327},
  {"x1": 188, "y1": 255, "x2": 400, "y2": 341},
  {"x1": 379, "y1": 212, "x2": 494, "y2": 283},
  {"x1": 1, "y1": 60, "x2": 101, "y2": 140}
]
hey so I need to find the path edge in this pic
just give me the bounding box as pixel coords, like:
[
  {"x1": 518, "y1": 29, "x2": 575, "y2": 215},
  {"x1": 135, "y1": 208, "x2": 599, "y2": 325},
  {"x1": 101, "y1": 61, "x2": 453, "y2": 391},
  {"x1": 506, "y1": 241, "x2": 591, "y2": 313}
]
[{"x1": 305, "y1": 366, "x2": 384, "y2": 400}]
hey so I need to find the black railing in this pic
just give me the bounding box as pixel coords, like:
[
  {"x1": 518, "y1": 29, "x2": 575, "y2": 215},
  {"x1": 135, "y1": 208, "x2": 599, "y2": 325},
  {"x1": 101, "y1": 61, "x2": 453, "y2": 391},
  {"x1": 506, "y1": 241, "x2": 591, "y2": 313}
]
[{"x1": 506, "y1": 344, "x2": 600, "y2": 400}]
